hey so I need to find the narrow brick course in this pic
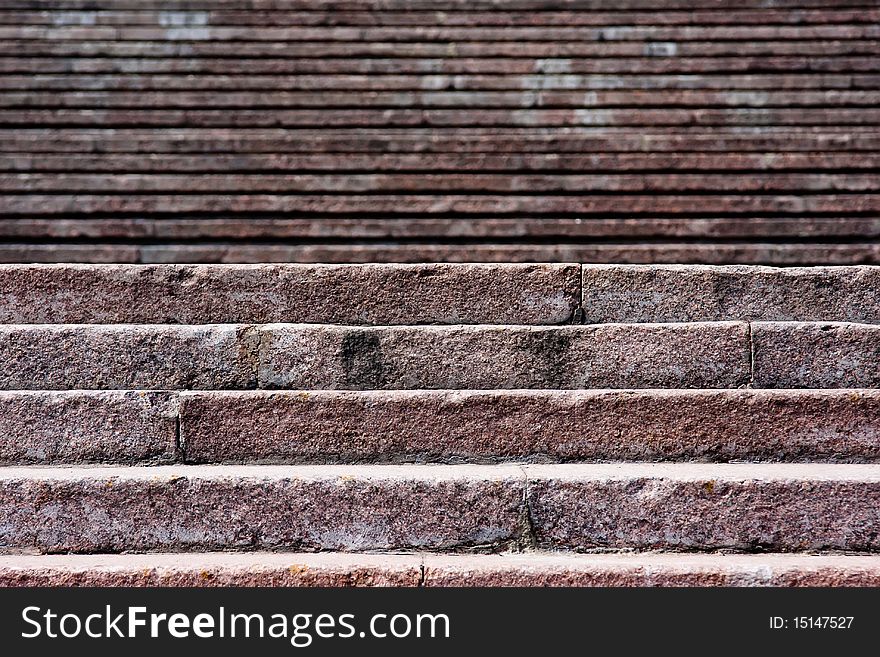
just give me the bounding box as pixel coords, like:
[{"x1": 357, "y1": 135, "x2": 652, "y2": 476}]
[{"x1": 4, "y1": 243, "x2": 880, "y2": 266}]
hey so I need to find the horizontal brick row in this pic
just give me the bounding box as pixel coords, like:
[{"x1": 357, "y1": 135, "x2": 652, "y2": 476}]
[
  {"x1": 4, "y1": 242, "x2": 879, "y2": 265},
  {"x1": 4, "y1": 25, "x2": 878, "y2": 40},
  {"x1": 3, "y1": 41, "x2": 878, "y2": 57},
  {"x1": 5, "y1": 57, "x2": 880, "y2": 74},
  {"x1": 181, "y1": 389, "x2": 880, "y2": 464},
  {"x1": 0, "y1": 463, "x2": 877, "y2": 553},
  {"x1": 0, "y1": 322, "x2": 876, "y2": 390},
  {"x1": 4, "y1": 153, "x2": 878, "y2": 173},
  {"x1": 3, "y1": 9, "x2": 877, "y2": 26},
  {"x1": 1, "y1": 218, "x2": 878, "y2": 240},
  {"x1": 2, "y1": 264, "x2": 875, "y2": 324},
  {"x1": 9, "y1": 90, "x2": 880, "y2": 108},
  {"x1": 4, "y1": 74, "x2": 876, "y2": 91},
  {"x1": 4, "y1": 389, "x2": 877, "y2": 465},
  {"x1": 4, "y1": 129, "x2": 871, "y2": 153},
  {"x1": 256, "y1": 323, "x2": 750, "y2": 389},
  {"x1": 4, "y1": 109, "x2": 878, "y2": 126},
  {"x1": 3, "y1": 195, "x2": 877, "y2": 214},
  {"x1": 3, "y1": 552, "x2": 880, "y2": 587},
  {"x1": 7, "y1": 1, "x2": 876, "y2": 10},
  {"x1": 3, "y1": 173, "x2": 877, "y2": 192}
]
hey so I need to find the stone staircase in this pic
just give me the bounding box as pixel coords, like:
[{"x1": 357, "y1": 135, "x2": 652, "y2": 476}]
[
  {"x1": 0, "y1": 262, "x2": 878, "y2": 586},
  {"x1": 0, "y1": 0, "x2": 878, "y2": 264}
]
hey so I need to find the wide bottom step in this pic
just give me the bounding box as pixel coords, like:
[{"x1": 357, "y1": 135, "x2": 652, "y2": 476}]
[{"x1": 2, "y1": 552, "x2": 879, "y2": 587}]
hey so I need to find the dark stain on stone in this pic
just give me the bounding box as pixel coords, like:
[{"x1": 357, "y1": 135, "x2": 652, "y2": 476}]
[
  {"x1": 523, "y1": 329, "x2": 573, "y2": 388},
  {"x1": 341, "y1": 329, "x2": 390, "y2": 389}
]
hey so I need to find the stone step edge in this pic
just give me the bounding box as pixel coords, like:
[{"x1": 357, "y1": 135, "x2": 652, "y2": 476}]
[
  {"x1": 3, "y1": 463, "x2": 880, "y2": 553},
  {"x1": 4, "y1": 462, "x2": 880, "y2": 481},
  {"x1": 1, "y1": 263, "x2": 878, "y2": 326},
  {"x1": 2, "y1": 552, "x2": 880, "y2": 587},
  {"x1": 3, "y1": 388, "x2": 880, "y2": 465},
  {"x1": 2, "y1": 321, "x2": 879, "y2": 391}
]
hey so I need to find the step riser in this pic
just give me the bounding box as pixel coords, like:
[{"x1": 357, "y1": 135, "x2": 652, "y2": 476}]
[
  {"x1": 181, "y1": 389, "x2": 880, "y2": 464},
  {"x1": 0, "y1": 263, "x2": 579, "y2": 325},
  {"x1": 528, "y1": 475, "x2": 880, "y2": 552},
  {"x1": 753, "y1": 323, "x2": 880, "y2": 388},
  {"x1": 584, "y1": 265, "x2": 880, "y2": 324},
  {"x1": 1, "y1": 322, "x2": 877, "y2": 390},
  {"x1": 0, "y1": 468, "x2": 525, "y2": 554},
  {"x1": 2, "y1": 264, "x2": 878, "y2": 324},
  {"x1": 0, "y1": 391, "x2": 177, "y2": 464},
  {"x1": 3, "y1": 390, "x2": 877, "y2": 465},
  {"x1": 1, "y1": 465, "x2": 878, "y2": 554},
  {"x1": 259, "y1": 323, "x2": 750, "y2": 390}
]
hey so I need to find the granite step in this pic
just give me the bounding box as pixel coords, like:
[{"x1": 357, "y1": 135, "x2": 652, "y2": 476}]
[{"x1": 1, "y1": 463, "x2": 878, "y2": 554}]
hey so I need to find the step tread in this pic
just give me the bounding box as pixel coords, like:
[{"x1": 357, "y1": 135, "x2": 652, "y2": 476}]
[
  {"x1": 2, "y1": 462, "x2": 878, "y2": 553},
  {"x1": 2, "y1": 321, "x2": 878, "y2": 390},
  {"x1": 3, "y1": 462, "x2": 878, "y2": 481},
  {"x1": 3, "y1": 552, "x2": 880, "y2": 587},
  {"x1": 2, "y1": 388, "x2": 878, "y2": 465}
]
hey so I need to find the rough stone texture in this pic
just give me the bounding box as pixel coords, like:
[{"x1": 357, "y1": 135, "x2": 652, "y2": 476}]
[
  {"x1": 0, "y1": 324, "x2": 257, "y2": 390},
  {"x1": 0, "y1": 553, "x2": 422, "y2": 587},
  {"x1": 3, "y1": 552, "x2": 880, "y2": 587},
  {"x1": 0, "y1": 465, "x2": 525, "y2": 553},
  {"x1": 0, "y1": 391, "x2": 177, "y2": 465},
  {"x1": 0, "y1": 2, "x2": 875, "y2": 13},
  {"x1": 2, "y1": 129, "x2": 872, "y2": 154},
  {"x1": 753, "y1": 322, "x2": 880, "y2": 388},
  {"x1": 422, "y1": 553, "x2": 880, "y2": 587},
  {"x1": 1, "y1": 243, "x2": 879, "y2": 266},
  {"x1": 0, "y1": 10, "x2": 876, "y2": 29},
  {"x1": 180, "y1": 389, "x2": 880, "y2": 463},
  {"x1": 0, "y1": 244, "x2": 140, "y2": 263},
  {"x1": 3, "y1": 194, "x2": 876, "y2": 215},
  {"x1": 582, "y1": 265, "x2": 880, "y2": 323},
  {"x1": 0, "y1": 264, "x2": 579, "y2": 325},
  {"x1": 3, "y1": 154, "x2": 877, "y2": 176},
  {"x1": 1, "y1": 216, "x2": 878, "y2": 240},
  {"x1": 526, "y1": 463, "x2": 880, "y2": 552},
  {"x1": 7, "y1": 172, "x2": 878, "y2": 192},
  {"x1": 259, "y1": 322, "x2": 750, "y2": 389}
]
